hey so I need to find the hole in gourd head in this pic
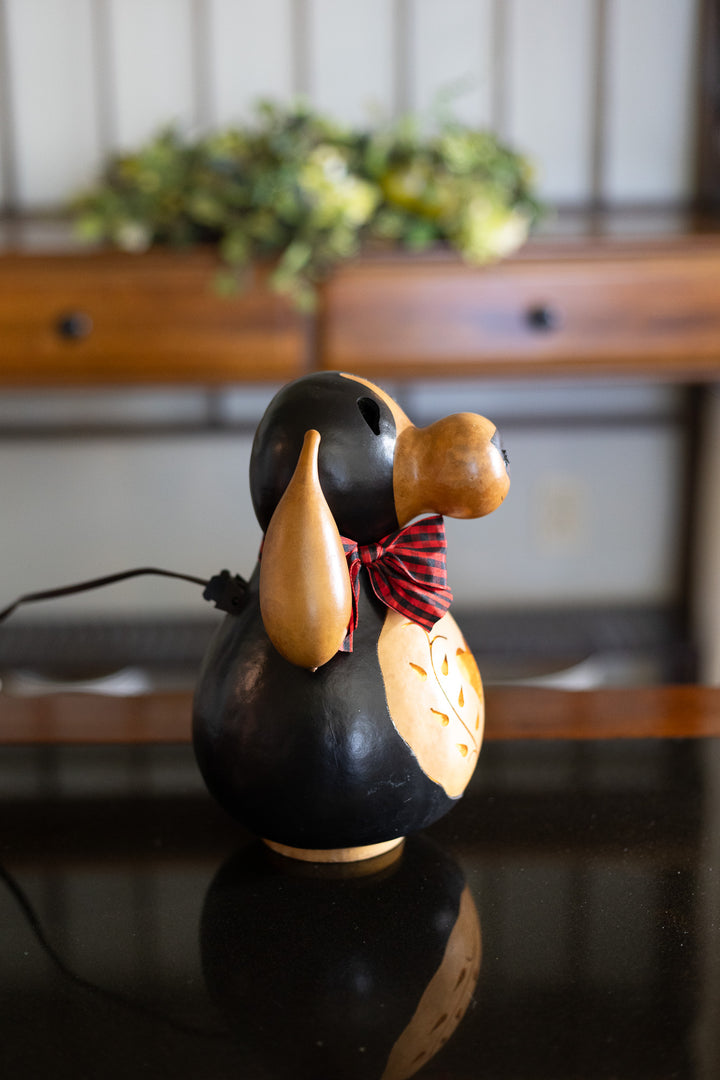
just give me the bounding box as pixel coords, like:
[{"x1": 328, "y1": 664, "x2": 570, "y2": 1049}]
[{"x1": 357, "y1": 396, "x2": 381, "y2": 436}]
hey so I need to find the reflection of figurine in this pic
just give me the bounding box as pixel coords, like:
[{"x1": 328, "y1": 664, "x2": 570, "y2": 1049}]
[
  {"x1": 193, "y1": 373, "x2": 509, "y2": 861},
  {"x1": 200, "y1": 836, "x2": 481, "y2": 1079}
]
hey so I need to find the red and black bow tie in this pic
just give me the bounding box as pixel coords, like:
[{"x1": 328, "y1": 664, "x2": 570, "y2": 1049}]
[{"x1": 340, "y1": 514, "x2": 453, "y2": 652}]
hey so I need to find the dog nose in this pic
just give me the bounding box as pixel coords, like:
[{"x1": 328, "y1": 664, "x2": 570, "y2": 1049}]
[
  {"x1": 394, "y1": 413, "x2": 510, "y2": 525},
  {"x1": 490, "y1": 429, "x2": 510, "y2": 470}
]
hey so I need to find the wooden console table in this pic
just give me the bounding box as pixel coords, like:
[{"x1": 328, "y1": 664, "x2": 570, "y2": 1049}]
[{"x1": 2, "y1": 214, "x2": 720, "y2": 386}]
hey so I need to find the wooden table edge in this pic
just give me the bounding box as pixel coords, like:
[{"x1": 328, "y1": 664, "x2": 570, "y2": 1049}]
[{"x1": 1, "y1": 684, "x2": 720, "y2": 744}]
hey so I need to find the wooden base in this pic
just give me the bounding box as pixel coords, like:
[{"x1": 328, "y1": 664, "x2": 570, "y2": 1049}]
[{"x1": 262, "y1": 836, "x2": 405, "y2": 864}]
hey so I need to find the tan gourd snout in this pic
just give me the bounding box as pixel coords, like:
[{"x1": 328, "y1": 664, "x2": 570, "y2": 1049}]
[{"x1": 393, "y1": 412, "x2": 510, "y2": 526}]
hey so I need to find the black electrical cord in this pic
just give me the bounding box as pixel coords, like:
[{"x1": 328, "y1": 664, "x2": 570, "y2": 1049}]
[
  {"x1": 0, "y1": 862, "x2": 226, "y2": 1040},
  {"x1": 0, "y1": 568, "x2": 251, "y2": 1035},
  {"x1": 0, "y1": 568, "x2": 206, "y2": 623},
  {"x1": 0, "y1": 566, "x2": 249, "y2": 623}
]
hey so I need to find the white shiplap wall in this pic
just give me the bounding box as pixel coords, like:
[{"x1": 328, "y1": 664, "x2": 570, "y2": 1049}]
[
  {"x1": 0, "y1": 382, "x2": 687, "y2": 619},
  {"x1": 0, "y1": 0, "x2": 702, "y2": 211}
]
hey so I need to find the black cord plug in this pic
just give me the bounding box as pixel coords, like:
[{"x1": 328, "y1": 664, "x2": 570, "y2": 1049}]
[{"x1": 203, "y1": 570, "x2": 249, "y2": 615}]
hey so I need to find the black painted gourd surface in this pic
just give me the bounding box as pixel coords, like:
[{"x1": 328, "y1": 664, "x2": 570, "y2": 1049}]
[{"x1": 193, "y1": 565, "x2": 456, "y2": 849}]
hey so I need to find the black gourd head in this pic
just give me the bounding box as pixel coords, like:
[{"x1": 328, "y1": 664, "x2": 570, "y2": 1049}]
[
  {"x1": 250, "y1": 371, "x2": 510, "y2": 547},
  {"x1": 250, "y1": 372, "x2": 399, "y2": 545}
]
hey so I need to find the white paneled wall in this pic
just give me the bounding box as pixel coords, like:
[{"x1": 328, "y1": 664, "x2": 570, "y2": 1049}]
[
  {"x1": 108, "y1": 0, "x2": 198, "y2": 147},
  {"x1": 604, "y1": 0, "x2": 700, "y2": 202},
  {"x1": 0, "y1": 0, "x2": 701, "y2": 210},
  {"x1": 308, "y1": 0, "x2": 397, "y2": 125},
  {"x1": 446, "y1": 423, "x2": 684, "y2": 610},
  {"x1": 0, "y1": 383, "x2": 686, "y2": 618},
  {"x1": 209, "y1": 0, "x2": 294, "y2": 124},
  {"x1": 506, "y1": 0, "x2": 597, "y2": 203},
  {"x1": 0, "y1": 433, "x2": 264, "y2": 617},
  {"x1": 5, "y1": 0, "x2": 101, "y2": 205},
  {"x1": 410, "y1": 0, "x2": 495, "y2": 127}
]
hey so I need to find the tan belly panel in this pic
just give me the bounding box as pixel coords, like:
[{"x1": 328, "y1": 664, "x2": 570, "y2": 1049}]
[{"x1": 377, "y1": 610, "x2": 484, "y2": 798}]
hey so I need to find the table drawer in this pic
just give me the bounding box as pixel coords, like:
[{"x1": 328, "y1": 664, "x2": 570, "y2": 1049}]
[
  {"x1": 319, "y1": 249, "x2": 720, "y2": 379},
  {"x1": 0, "y1": 251, "x2": 307, "y2": 385}
]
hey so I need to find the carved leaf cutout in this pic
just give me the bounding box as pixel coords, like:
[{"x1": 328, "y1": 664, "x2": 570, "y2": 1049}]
[
  {"x1": 409, "y1": 662, "x2": 427, "y2": 680},
  {"x1": 441, "y1": 655, "x2": 449, "y2": 676},
  {"x1": 457, "y1": 744, "x2": 469, "y2": 757},
  {"x1": 431, "y1": 708, "x2": 450, "y2": 726},
  {"x1": 456, "y1": 647, "x2": 483, "y2": 699}
]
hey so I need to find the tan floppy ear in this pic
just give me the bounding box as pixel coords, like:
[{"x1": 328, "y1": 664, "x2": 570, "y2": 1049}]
[{"x1": 259, "y1": 429, "x2": 353, "y2": 671}]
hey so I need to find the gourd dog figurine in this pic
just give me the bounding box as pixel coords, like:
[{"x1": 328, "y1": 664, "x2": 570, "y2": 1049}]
[{"x1": 193, "y1": 372, "x2": 509, "y2": 862}]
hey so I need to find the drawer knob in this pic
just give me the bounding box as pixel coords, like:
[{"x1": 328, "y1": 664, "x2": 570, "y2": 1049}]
[
  {"x1": 526, "y1": 305, "x2": 560, "y2": 331},
  {"x1": 56, "y1": 311, "x2": 93, "y2": 340}
]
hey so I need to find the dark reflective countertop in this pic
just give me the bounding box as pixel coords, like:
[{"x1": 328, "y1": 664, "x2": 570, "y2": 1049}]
[{"x1": 1, "y1": 732, "x2": 719, "y2": 1078}]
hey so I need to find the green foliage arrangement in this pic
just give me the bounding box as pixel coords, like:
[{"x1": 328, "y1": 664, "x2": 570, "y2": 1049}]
[{"x1": 73, "y1": 101, "x2": 543, "y2": 310}]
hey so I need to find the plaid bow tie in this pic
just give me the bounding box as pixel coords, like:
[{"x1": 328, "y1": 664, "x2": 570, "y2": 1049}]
[{"x1": 340, "y1": 515, "x2": 453, "y2": 652}]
